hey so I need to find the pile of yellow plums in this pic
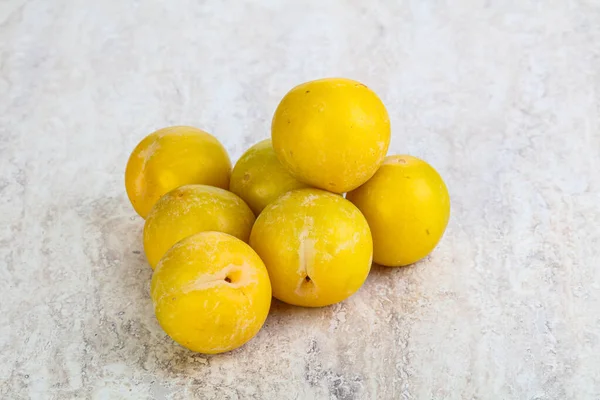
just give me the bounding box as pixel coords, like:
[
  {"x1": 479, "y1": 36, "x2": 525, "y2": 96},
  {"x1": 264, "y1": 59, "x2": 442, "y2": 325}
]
[{"x1": 125, "y1": 78, "x2": 450, "y2": 354}]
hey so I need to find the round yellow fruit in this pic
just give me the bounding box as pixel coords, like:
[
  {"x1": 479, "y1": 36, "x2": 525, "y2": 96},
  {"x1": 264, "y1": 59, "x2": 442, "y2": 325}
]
[
  {"x1": 249, "y1": 188, "x2": 372, "y2": 307},
  {"x1": 271, "y1": 78, "x2": 390, "y2": 193},
  {"x1": 144, "y1": 184, "x2": 255, "y2": 269},
  {"x1": 229, "y1": 139, "x2": 311, "y2": 215},
  {"x1": 125, "y1": 126, "x2": 231, "y2": 218},
  {"x1": 151, "y1": 231, "x2": 272, "y2": 354},
  {"x1": 347, "y1": 155, "x2": 450, "y2": 267}
]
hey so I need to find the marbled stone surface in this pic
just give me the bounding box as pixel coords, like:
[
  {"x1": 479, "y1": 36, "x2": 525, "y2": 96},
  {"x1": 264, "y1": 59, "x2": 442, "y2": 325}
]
[{"x1": 1, "y1": 1, "x2": 599, "y2": 399}]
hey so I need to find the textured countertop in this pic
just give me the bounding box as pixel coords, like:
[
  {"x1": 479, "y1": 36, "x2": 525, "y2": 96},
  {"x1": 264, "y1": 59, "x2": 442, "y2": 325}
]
[{"x1": 1, "y1": 1, "x2": 599, "y2": 399}]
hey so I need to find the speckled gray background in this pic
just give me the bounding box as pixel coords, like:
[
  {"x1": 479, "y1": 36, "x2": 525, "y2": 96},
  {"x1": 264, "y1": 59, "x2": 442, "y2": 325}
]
[{"x1": 1, "y1": 1, "x2": 599, "y2": 399}]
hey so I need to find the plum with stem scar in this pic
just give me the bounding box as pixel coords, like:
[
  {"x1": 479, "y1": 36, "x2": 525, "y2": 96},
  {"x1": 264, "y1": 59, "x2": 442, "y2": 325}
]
[
  {"x1": 151, "y1": 231, "x2": 272, "y2": 354},
  {"x1": 250, "y1": 189, "x2": 373, "y2": 307}
]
